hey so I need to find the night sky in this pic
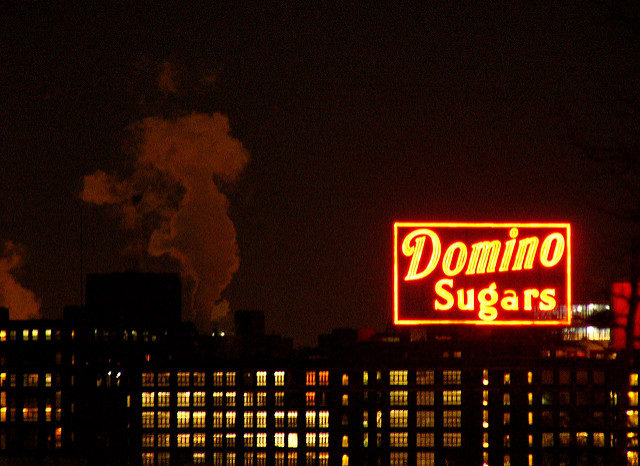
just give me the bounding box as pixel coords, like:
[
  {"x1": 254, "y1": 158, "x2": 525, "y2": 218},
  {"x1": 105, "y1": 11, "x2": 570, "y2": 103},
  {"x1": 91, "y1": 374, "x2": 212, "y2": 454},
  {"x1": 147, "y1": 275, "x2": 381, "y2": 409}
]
[{"x1": 1, "y1": 3, "x2": 639, "y2": 344}]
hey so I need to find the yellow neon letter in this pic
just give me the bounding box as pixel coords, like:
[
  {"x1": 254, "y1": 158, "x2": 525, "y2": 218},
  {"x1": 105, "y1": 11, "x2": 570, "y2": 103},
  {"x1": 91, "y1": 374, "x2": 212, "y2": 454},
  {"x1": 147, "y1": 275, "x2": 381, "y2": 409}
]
[
  {"x1": 513, "y1": 237, "x2": 539, "y2": 271},
  {"x1": 434, "y1": 279, "x2": 454, "y2": 310},
  {"x1": 442, "y1": 242, "x2": 467, "y2": 277},
  {"x1": 457, "y1": 288, "x2": 475, "y2": 310},
  {"x1": 402, "y1": 229, "x2": 441, "y2": 281},
  {"x1": 500, "y1": 290, "x2": 518, "y2": 311},
  {"x1": 499, "y1": 228, "x2": 518, "y2": 272},
  {"x1": 540, "y1": 233, "x2": 565, "y2": 267},
  {"x1": 466, "y1": 240, "x2": 501, "y2": 275},
  {"x1": 478, "y1": 283, "x2": 498, "y2": 321},
  {"x1": 539, "y1": 288, "x2": 556, "y2": 311},
  {"x1": 523, "y1": 288, "x2": 540, "y2": 311}
]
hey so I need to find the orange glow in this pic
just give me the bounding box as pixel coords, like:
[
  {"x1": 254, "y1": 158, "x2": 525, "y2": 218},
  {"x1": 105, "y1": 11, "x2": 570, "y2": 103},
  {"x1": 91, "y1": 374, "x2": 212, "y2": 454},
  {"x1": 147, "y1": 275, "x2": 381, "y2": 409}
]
[{"x1": 394, "y1": 222, "x2": 571, "y2": 326}]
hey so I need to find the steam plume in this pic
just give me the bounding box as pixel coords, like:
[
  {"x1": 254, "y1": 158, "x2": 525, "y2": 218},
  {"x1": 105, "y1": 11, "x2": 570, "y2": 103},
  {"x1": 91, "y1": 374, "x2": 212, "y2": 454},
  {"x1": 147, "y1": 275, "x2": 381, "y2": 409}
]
[
  {"x1": 0, "y1": 241, "x2": 41, "y2": 319},
  {"x1": 81, "y1": 112, "x2": 249, "y2": 332}
]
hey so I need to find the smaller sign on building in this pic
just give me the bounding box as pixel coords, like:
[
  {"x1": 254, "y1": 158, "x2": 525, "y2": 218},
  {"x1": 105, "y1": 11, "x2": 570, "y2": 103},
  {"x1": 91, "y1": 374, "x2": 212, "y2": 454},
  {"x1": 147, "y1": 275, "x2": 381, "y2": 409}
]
[{"x1": 394, "y1": 223, "x2": 571, "y2": 325}]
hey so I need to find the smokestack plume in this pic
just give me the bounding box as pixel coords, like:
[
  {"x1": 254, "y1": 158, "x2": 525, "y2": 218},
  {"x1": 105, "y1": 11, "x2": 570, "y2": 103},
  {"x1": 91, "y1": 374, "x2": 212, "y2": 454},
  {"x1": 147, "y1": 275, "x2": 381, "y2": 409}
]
[
  {"x1": 81, "y1": 112, "x2": 249, "y2": 332},
  {"x1": 0, "y1": 241, "x2": 41, "y2": 319}
]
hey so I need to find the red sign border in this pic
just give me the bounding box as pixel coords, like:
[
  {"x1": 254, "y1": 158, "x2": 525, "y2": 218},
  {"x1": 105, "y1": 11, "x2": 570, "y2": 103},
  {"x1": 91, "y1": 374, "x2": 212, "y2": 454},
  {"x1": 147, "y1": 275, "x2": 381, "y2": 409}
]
[{"x1": 393, "y1": 222, "x2": 572, "y2": 326}]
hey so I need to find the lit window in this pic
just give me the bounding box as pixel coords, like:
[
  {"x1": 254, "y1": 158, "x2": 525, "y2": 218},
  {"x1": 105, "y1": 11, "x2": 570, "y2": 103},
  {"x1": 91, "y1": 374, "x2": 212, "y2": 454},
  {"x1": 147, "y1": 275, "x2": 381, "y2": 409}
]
[
  {"x1": 157, "y1": 372, "x2": 170, "y2": 387},
  {"x1": 193, "y1": 372, "x2": 205, "y2": 386},
  {"x1": 443, "y1": 432, "x2": 461, "y2": 447},
  {"x1": 213, "y1": 392, "x2": 223, "y2": 407},
  {"x1": 390, "y1": 410, "x2": 408, "y2": 428},
  {"x1": 319, "y1": 411, "x2": 329, "y2": 428},
  {"x1": 275, "y1": 433, "x2": 285, "y2": 448},
  {"x1": 416, "y1": 452, "x2": 435, "y2": 466},
  {"x1": 417, "y1": 391, "x2": 434, "y2": 406},
  {"x1": 363, "y1": 371, "x2": 369, "y2": 385},
  {"x1": 576, "y1": 431, "x2": 587, "y2": 446},
  {"x1": 390, "y1": 391, "x2": 408, "y2": 406},
  {"x1": 157, "y1": 411, "x2": 170, "y2": 428},
  {"x1": 306, "y1": 371, "x2": 316, "y2": 386},
  {"x1": 417, "y1": 432, "x2": 434, "y2": 447},
  {"x1": 226, "y1": 411, "x2": 236, "y2": 428},
  {"x1": 542, "y1": 433, "x2": 553, "y2": 447},
  {"x1": 275, "y1": 392, "x2": 284, "y2": 406},
  {"x1": 213, "y1": 372, "x2": 223, "y2": 386},
  {"x1": 342, "y1": 394, "x2": 348, "y2": 406},
  {"x1": 244, "y1": 392, "x2": 254, "y2": 407},
  {"x1": 257, "y1": 392, "x2": 266, "y2": 406},
  {"x1": 443, "y1": 390, "x2": 461, "y2": 405},
  {"x1": 443, "y1": 370, "x2": 461, "y2": 385},
  {"x1": 226, "y1": 372, "x2": 236, "y2": 386},
  {"x1": 45, "y1": 373, "x2": 52, "y2": 388},
  {"x1": 212, "y1": 433, "x2": 223, "y2": 447},
  {"x1": 376, "y1": 411, "x2": 382, "y2": 428},
  {"x1": 0, "y1": 331, "x2": 5, "y2": 342},
  {"x1": 177, "y1": 411, "x2": 190, "y2": 428},
  {"x1": 177, "y1": 392, "x2": 190, "y2": 407},
  {"x1": 288, "y1": 433, "x2": 298, "y2": 448},
  {"x1": 244, "y1": 433, "x2": 254, "y2": 447},
  {"x1": 342, "y1": 374, "x2": 349, "y2": 386},
  {"x1": 594, "y1": 432, "x2": 605, "y2": 447},
  {"x1": 257, "y1": 411, "x2": 267, "y2": 428},
  {"x1": 319, "y1": 371, "x2": 329, "y2": 386},
  {"x1": 390, "y1": 432, "x2": 408, "y2": 447},
  {"x1": 275, "y1": 411, "x2": 285, "y2": 428},
  {"x1": 193, "y1": 391, "x2": 205, "y2": 407},
  {"x1": 31, "y1": 329, "x2": 38, "y2": 340},
  {"x1": 288, "y1": 411, "x2": 297, "y2": 428},
  {"x1": 628, "y1": 452, "x2": 639, "y2": 465},
  {"x1": 226, "y1": 392, "x2": 236, "y2": 407},
  {"x1": 157, "y1": 433, "x2": 169, "y2": 447},
  {"x1": 142, "y1": 453, "x2": 154, "y2": 465},
  {"x1": 341, "y1": 435, "x2": 349, "y2": 448},
  {"x1": 306, "y1": 411, "x2": 316, "y2": 428},
  {"x1": 528, "y1": 412, "x2": 533, "y2": 425},
  {"x1": 257, "y1": 433, "x2": 267, "y2": 448},
  {"x1": 142, "y1": 373, "x2": 154, "y2": 387},
  {"x1": 389, "y1": 370, "x2": 408, "y2": 385},
  {"x1": 274, "y1": 371, "x2": 285, "y2": 386},
  {"x1": 244, "y1": 412, "x2": 254, "y2": 428},
  {"x1": 342, "y1": 453, "x2": 349, "y2": 466},
  {"x1": 319, "y1": 432, "x2": 329, "y2": 448},
  {"x1": 483, "y1": 390, "x2": 489, "y2": 406},
  {"x1": 142, "y1": 392, "x2": 155, "y2": 408},
  {"x1": 628, "y1": 410, "x2": 639, "y2": 427},
  {"x1": 142, "y1": 411, "x2": 155, "y2": 428},
  {"x1": 443, "y1": 410, "x2": 461, "y2": 428},
  {"x1": 390, "y1": 452, "x2": 408, "y2": 465},
  {"x1": 416, "y1": 411, "x2": 434, "y2": 428},
  {"x1": 319, "y1": 452, "x2": 329, "y2": 464},
  {"x1": 23, "y1": 329, "x2": 29, "y2": 341},
  {"x1": 503, "y1": 412, "x2": 511, "y2": 425},
  {"x1": 483, "y1": 369, "x2": 489, "y2": 385},
  {"x1": 306, "y1": 392, "x2": 316, "y2": 406},
  {"x1": 306, "y1": 433, "x2": 316, "y2": 447},
  {"x1": 226, "y1": 433, "x2": 236, "y2": 448},
  {"x1": 503, "y1": 393, "x2": 511, "y2": 406},
  {"x1": 24, "y1": 373, "x2": 38, "y2": 387},
  {"x1": 176, "y1": 433, "x2": 190, "y2": 447},
  {"x1": 177, "y1": 372, "x2": 190, "y2": 387},
  {"x1": 527, "y1": 371, "x2": 533, "y2": 384},
  {"x1": 142, "y1": 433, "x2": 155, "y2": 447},
  {"x1": 157, "y1": 392, "x2": 170, "y2": 407},
  {"x1": 193, "y1": 411, "x2": 206, "y2": 428},
  {"x1": 211, "y1": 411, "x2": 223, "y2": 428},
  {"x1": 257, "y1": 371, "x2": 267, "y2": 386}
]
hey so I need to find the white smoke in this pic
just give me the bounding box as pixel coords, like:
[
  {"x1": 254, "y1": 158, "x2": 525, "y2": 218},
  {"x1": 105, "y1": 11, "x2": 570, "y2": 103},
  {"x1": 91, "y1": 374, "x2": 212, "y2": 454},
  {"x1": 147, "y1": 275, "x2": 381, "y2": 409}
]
[
  {"x1": 0, "y1": 241, "x2": 41, "y2": 320},
  {"x1": 81, "y1": 112, "x2": 249, "y2": 332}
]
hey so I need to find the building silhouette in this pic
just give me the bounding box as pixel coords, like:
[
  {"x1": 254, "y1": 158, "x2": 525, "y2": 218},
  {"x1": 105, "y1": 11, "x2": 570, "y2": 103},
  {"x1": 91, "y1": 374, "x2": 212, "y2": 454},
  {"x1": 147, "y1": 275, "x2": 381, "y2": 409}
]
[{"x1": 0, "y1": 274, "x2": 636, "y2": 465}]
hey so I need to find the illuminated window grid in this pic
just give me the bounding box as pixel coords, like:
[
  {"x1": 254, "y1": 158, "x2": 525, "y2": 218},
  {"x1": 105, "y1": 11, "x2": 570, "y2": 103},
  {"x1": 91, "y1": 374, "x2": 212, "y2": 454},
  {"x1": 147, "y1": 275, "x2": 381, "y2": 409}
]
[
  {"x1": 416, "y1": 370, "x2": 435, "y2": 385},
  {"x1": 443, "y1": 370, "x2": 461, "y2": 385},
  {"x1": 390, "y1": 390, "x2": 408, "y2": 406},
  {"x1": 389, "y1": 410, "x2": 408, "y2": 428},
  {"x1": 389, "y1": 370, "x2": 408, "y2": 386}
]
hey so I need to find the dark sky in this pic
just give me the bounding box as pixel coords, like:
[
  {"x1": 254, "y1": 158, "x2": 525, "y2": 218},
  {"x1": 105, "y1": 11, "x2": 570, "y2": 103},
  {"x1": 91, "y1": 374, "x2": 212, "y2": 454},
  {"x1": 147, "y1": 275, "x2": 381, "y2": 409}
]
[{"x1": 1, "y1": 3, "x2": 639, "y2": 344}]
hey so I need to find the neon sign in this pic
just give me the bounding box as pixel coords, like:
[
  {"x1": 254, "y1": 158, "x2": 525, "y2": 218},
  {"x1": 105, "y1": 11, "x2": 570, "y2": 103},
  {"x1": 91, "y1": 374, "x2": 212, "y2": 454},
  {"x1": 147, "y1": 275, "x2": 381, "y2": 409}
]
[{"x1": 394, "y1": 223, "x2": 571, "y2": 325}]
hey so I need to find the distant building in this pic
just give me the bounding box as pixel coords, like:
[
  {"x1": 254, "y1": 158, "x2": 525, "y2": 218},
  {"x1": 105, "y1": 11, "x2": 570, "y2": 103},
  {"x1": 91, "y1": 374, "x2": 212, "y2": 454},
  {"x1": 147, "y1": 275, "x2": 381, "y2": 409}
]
[{"x1": 0, "y1": 276, "x2": 636, "y2": 465}]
